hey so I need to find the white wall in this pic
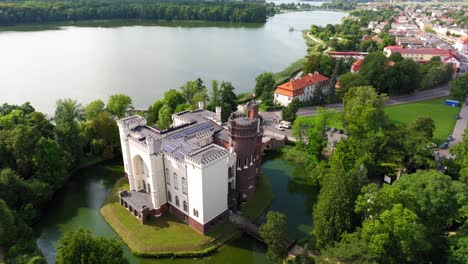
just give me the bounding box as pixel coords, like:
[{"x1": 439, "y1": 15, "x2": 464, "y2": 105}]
[
  {"x1": 164, "y1": 155, "x2": 189, "y2": 214},
  {"x1": 274, "y1": 93, "x2": 292, "y2": 106}
]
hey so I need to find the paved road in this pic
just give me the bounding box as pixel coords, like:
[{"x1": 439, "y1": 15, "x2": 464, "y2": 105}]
[{"x1": 296, "y1": 85, "x2": 450, "y2": 117}]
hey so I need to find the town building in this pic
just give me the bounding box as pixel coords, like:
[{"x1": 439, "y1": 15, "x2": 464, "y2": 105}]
[
  {"x1": 383, "y1": 46, "x2": 460, "y2": 68},
  {"x1": 454, "y1": 35, "x2": 468, "y2": 52},
  {"x1": 116, "y1": 101, "x2": 262, "y2": 234},
  {"x1": 274, "y1": 72, "x2": 330, "y2": 106}
]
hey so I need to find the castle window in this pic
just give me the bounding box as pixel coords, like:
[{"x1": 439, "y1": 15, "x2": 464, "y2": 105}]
[
  {"x1": 174, "y1": 173, "x2": 178, "y2": 190},
  {"x1": 175, "y1": 196, "x2": 180, "y2": 207},
  {"x1": 166, "y1": 169, "x2": 170, "y2": 185},
  {"x1": 147, "y1": 183, "x2": 151, "y2": 193},
  {"x1": 183, "y1": 201, "x2": 188, "y2": 212},
  {"x1": 167, "y1": 191, "x2": 172, "y2": 202},
  {"x1": 193, "y1": 209, "x2": 199, "y2": 217},
  {"x1": 182, "y1": 177, "x2": 187, "y2": 195}
]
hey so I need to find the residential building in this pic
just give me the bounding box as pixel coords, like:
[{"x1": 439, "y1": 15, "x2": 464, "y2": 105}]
[
  {"x1": 395, "y1": 37, "x2": 425, "y2": 48},
  {"x1": 455, "y1": 35, "x2": 468, "y2": 52},
  {"x1": 274, "y1": 73, "x2": 330, "y2": 106},
  {"x1": 116, "y1": 101, "x2": 262, "y2": 234},
  {"x1": 383, "y1": 46, "x2": 460, "y2": 68}
]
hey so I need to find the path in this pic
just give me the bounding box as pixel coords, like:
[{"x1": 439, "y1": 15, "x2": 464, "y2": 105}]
[{"x1": 306, "y1": 32, "x2": 324, "y2": 44}]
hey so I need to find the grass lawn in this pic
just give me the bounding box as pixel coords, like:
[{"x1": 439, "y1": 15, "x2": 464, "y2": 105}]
[
  {"x1": 100, "y1": 178, "x2": 237, "y2": 255},
  {"x1": 273, "y1": 58, "x2": 307, "y2": 86},
  {"x1": 296, "y1": 97, "x2": 461, "y2": 143},
  {"x1": 384, "y1": 98, "x2": 460, "y2": 143},
  {"x1": 239, "y1": 174, "x2": 273, "y2": 221}
]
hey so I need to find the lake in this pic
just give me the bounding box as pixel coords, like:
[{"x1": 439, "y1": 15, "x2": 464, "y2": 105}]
[
  {"x1": 36, "y1": 155, "x2": 318, "y2": 264},
  {"x1": 0, "y1": 10, "x2": 346, "y2": 115}
]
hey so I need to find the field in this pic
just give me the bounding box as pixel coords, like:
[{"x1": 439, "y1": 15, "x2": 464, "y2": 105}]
[
  {"x1": 296, "y1": 97, "x2": 461, "y2": 143},
  {"x1": 384, "y1": 98, "x2": 460, "y2": 143}
]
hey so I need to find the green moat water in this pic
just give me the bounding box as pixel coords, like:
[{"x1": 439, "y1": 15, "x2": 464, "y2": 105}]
[{"x1": 36, "y1": 156, "x2": 318, "y2": 264}]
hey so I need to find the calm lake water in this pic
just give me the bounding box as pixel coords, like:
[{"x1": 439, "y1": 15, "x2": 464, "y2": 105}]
[
  {"x1": 0, "y1": 10, "x2": 346, "y2": 115},
  {"x1": 35, "y1": 156, "x2": 318, "y2": 264}
]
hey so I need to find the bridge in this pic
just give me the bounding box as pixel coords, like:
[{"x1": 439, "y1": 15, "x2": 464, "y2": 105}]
[{"x1": 229, "y1": 213, "x2": 320, "y2": 258}]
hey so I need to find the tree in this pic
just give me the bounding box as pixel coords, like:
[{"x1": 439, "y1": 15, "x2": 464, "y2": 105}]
[
  {"x1": 107, "y1": 94, "x2": 132, "y2": 118},
  {"x1": 337, "y1": 73, "x2": 369, "y2": 96},
  {"x1": 342, "y1": 86, "x2": 387, "y2": 139},
  {"x1": 85, "y1": 100, "x2": 105, "y2": 120},
  {"x1": 0, "y1": 198, "x2": 15, "y2": 246},
  {"x1": 281, "y1": 98, "x2": 301, "y2": 122},
  {"x1": 361, "y1": 204, "x2": 430, "y2": 263},
  {"x1": 219, "y1": 81, "x2": 238, "y2": 122},
  {"x1": 162, "y1": 89, "x2": 185, "y2": 110},
  {"x1": 157, "y1": 105, "x2": 173, "y2": 129},
  {"x1": 254, "y1": 72, "x2": 275, "y2": 101},
  {"x1": 450, "y1": 74, "x2": 468, "y2": 101},
  {"x1": 359, "y1": 52, "x2": 387, "y2": 93},
  {"x1": 32, "y1": 137, "x2": 70, "y2": 188},
  {"x1": 208, "y1": 80, "x2": 220, "y2": 110},
  {"x1": 4, "y1": 124, "x2": 40, "y2": 178},
  {"x1": 259, "y1": 211, "x2": 288, "y2": 263},
  {"x1": 56, "y1": 229, "x2": 128, "y2": 264},
  {"x1": 410, "y1": 116, "x2": 435, "y2": 140},
  {"x1": 0, "y1": 168, "x2": 27, "y2": 209},
  {"x1": 451, "y1": 128, "x2": 468, "y2": 184},
  {"x1": 448, "y1": 221, "x2": 468, "y2": 264},
  {"x1": 146, "y1": 100, "x2": 164, "y2": 125},
  {"x1": 55, "y1": 99, "x2": 83, "y2": 165}
]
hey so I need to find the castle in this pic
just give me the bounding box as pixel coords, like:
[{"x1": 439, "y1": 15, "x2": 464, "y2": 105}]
[{"x1": 116, "y1": 101, "x2": 262, "y2": 234}]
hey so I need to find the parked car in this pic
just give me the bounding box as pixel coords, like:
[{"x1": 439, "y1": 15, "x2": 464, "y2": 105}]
[
  {"x1": 447, "y1": 135, "x2": 454, "y2": 141},
  {"x1": 331, "y1": 127, "x2": 337, "y2": 132},
  {"x1": 275, "y1": 125, "x2": 285, "y2": 131},
  {"x1": 279, "y1": 120, "x2": 291, "y2": 129},
  {"x1": 455, "y1": 114, "x2": 461, "y2": 120},
  {"x1": 439, "y1": 142, "x2": 449, "y2": 149},
  {"x1": 337, "y1": 129, "x2": 344, "y2": 134}
]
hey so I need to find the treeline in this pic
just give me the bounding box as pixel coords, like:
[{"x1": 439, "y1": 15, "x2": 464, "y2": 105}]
[
  {"x1": 0, "y1": 1, "x2": 267, "y2": 26},
  {"x1": 309, "y1": 8, "x2": 398, "y2": 52},
  {"x1": 0, "y1": 95, "x2": 129, "y2": 263},
  {"x1": 338, "y1": 52, "x2": 454, "y2": 96},
  {"x1": 285, "y1": 86, "x2": 468, "y2": 263}
]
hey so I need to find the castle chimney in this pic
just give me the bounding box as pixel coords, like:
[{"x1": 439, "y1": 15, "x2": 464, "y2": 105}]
[
  {"x1": 215, "y1": 106, "x2": 222, "y2": 123},
  {"x1": 198, "y1": 101, "x2": 204, "y2": 110}
]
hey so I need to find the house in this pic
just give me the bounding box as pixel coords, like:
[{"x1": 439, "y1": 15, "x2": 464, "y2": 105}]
[
  {"x1": 454, "y1": 35, "x2": 468, "y2": 52},
  {"x1": 351, "y1": 58, "x2": 364, "y2": 73},
  {"x1": 116, "y1": 101, "x2": 262, "y2": 234},
  {"x1": 274, "y1": 72, "x2": 330, "y2": 106},
  {"x1": 395, "y1": 37, "x2": 425, "y2": 48},
  {"x1": 383, "y1": 46, "x2": 460, "y2": 68},
  {"x1": 372, "y1": 35, "x2": 383, "y2": 44}
]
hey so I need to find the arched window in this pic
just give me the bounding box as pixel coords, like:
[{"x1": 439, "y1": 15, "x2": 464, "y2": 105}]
[
  {"x1": 147, "y1": 183, "x2": 151, "y2": 193},
  {"x1": 183, "y1": 201, "x2": 188, "y2": 212},
  {"x1": 182, "y1": 177, "x2": 187, "y2": 194},
  {"x1": 175, "y1": 196, "x2": 180, "y2": 207},
  {"x1": 174, "y1": 173, "x2": 179, "y2": 190},
  {"x1": 167, "y1": 191, "x2": 172, "y2": 202},
  {"x1": 165, "y1": 169, "x2": 170, "y2": 185}
]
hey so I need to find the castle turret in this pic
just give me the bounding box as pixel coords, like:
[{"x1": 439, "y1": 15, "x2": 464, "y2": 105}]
[{"x1": 228, "y1": 107, "x2": 262, "y2": 202}]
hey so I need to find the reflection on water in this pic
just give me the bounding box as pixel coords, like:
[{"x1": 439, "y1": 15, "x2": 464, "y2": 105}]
[{"x1": 36, "y1": 155, "x2": 317, "y2": 264}]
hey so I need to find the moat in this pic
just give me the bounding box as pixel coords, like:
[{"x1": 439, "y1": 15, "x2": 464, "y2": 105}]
[{"x1": 35, "y1": 155, "x2": 318, "y2": 263}]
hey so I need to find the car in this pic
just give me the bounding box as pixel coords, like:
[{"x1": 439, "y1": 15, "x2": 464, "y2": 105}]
[
  {"x1": 331, "y1": 127, "x2": 337, "y2": 132},
  {"x1": 455, "y1": 114, "x2": 461, "y2": 120},
  {"x1": 275, "y1": 125, "x2": 284, "y2": 131},
  {"x1": 439, "y1": 142, "x2": 449, "y2": 149},
  {"x1": 447, "y1": 135, "x2": 454, "y2": 141},
  {"x1": 337, "y1": 129, "x2": 344, "y2": 134}
]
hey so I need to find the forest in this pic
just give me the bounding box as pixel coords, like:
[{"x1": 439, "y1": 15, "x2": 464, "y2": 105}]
[{"x1": 0, "y1": 0, "x2": 268, "y2": 26}]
